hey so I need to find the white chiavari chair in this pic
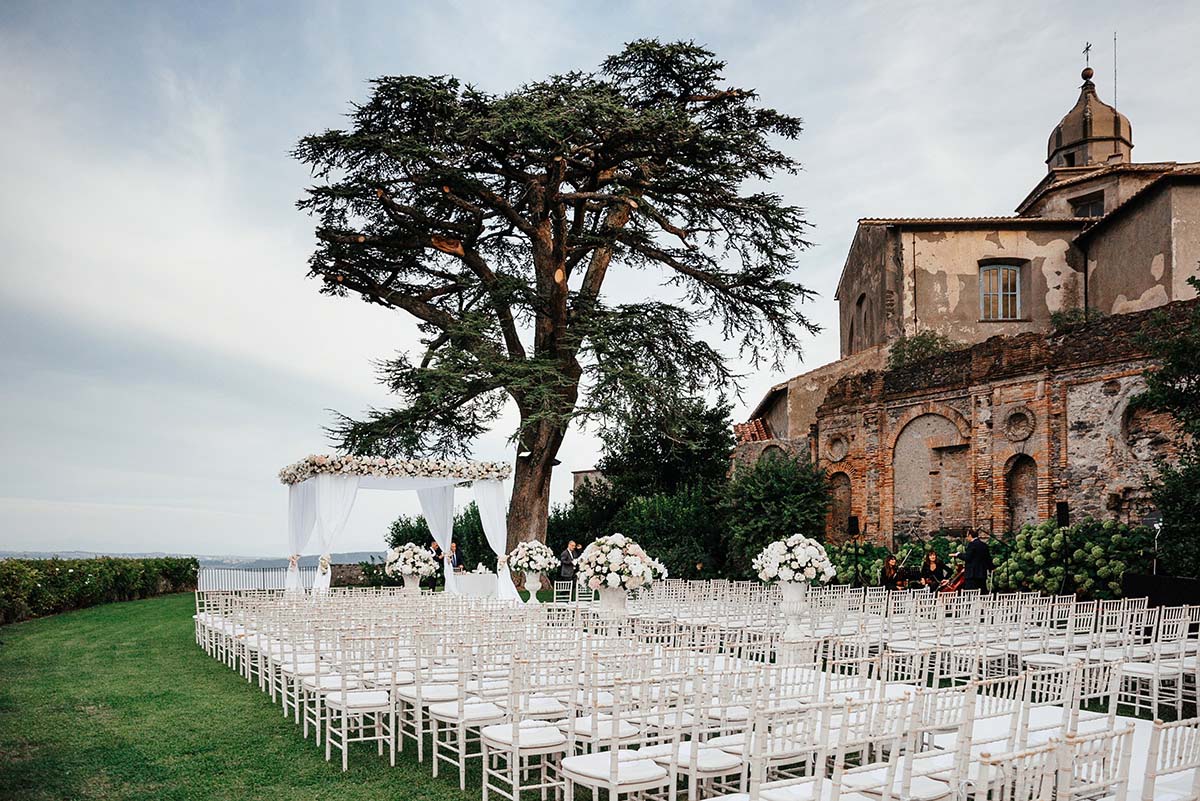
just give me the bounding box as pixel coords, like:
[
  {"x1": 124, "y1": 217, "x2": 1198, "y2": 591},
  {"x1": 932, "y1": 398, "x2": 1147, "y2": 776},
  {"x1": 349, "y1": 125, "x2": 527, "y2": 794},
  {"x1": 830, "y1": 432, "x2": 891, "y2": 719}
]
[{"x1": 1142, "y1": 716, "x2": 1200, "y2": 801}]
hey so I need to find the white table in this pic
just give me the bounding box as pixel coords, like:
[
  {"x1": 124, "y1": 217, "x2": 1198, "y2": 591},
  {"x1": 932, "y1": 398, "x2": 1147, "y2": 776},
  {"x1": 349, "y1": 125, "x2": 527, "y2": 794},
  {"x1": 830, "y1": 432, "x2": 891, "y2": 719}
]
[{"x1": 456, "y1": 572, "x2": 498, "y2": 598}]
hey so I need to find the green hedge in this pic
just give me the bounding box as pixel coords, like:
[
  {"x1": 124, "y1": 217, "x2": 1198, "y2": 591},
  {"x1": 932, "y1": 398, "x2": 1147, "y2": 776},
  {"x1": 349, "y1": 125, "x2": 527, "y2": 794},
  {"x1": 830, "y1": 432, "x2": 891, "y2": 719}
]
[{"x1": 0, "y1": 557, "x2": 199, "y2": 625}]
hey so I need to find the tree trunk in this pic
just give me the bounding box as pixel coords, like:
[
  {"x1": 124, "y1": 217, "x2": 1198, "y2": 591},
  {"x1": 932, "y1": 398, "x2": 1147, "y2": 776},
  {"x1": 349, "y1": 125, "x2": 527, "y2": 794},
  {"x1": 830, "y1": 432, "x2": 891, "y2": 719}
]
[{"x1": 505, "y1": 423, "x2": 566, "y2": 551}]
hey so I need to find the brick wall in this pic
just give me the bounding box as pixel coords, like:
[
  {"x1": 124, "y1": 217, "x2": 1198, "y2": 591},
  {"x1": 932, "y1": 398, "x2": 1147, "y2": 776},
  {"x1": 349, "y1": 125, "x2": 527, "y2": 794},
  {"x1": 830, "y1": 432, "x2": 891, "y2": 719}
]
[{"x1": 812, "y1": 300, "x2": 1191, "y2": 543}]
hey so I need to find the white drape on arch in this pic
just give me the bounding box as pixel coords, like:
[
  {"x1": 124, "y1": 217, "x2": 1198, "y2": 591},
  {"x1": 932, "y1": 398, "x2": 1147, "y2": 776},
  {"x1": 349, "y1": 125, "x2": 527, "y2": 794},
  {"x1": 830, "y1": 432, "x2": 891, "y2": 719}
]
[
  {"x1": 283, "y1": 467, "x2": 515, "y2": 599},
  {"x1": 312, "y1": 474, "x2": 360, "y2": 592},
  {"x1": 286, "y1": 480, "x2": 317, "y2": 592},
  {"x1": 417, "y1": 485, "x2": 459, "y2": 595},
  {"x1": 473, "y1": 478, "x2": 519, "y2": 601}
]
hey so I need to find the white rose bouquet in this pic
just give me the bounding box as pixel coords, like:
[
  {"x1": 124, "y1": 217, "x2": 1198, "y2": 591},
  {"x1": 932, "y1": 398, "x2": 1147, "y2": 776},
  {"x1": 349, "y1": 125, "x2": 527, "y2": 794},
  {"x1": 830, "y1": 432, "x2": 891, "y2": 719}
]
[
  {"x1": 576, "y1": 533, "x2": 666, "y2": 592},
  {"x1": 753, "y1": 534, "x2": 837, "y2": 584},
  {"x1": 384, "y1": 543, "x2": 439, "y2": 578},
  {"x1": 507, "y1": 541, "x2": 559, "y2": 575}
]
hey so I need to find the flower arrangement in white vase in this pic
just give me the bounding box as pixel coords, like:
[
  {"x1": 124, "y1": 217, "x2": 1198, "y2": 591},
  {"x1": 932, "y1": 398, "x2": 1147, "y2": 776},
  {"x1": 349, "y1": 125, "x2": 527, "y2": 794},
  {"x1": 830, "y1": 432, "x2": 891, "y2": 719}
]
[
  {"x1": 575, "y1": 533, "x2": 667, "y2": 613},
  {"x1": 753, "y1": 533, "x2": 836, "y2": 640},
  {"x1": 508, "y1": 541, "x2": 559, "y2": 605},
  {"x1": 385, "y1": 543, "x2": 439, "y2": 592}
]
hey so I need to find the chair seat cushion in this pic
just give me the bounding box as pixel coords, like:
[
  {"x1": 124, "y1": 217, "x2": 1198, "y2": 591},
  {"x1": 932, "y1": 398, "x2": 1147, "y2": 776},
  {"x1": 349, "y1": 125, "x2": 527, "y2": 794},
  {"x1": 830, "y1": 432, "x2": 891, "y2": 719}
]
[
  {"x1": 428, "y1": 699, "x2": 505, "y2": 723},
  {"x1": 325, "y1": 689, "x2": 390, "y2": 709},
  {"x1": 562, "y1": 714, "x2": 639, "y2": 739},
  {"x1": 759, "y1": 777, "x2": 840, "y2": 801},
  {"x1": 841, "y1": 761, "x2": 953, "y2": 801},
  {"x1": 396, "y1": 683, "x2": 458, "y2": 703},
  {"x1": 1120, "y1": 661, "x2": 1184, "y2": 677},
  {"x1": 361, "y1": 670, "x2": 415, "y2": 685},
  {"x1": 639, "y1": 741, "x2": 743, "y2": 772},
  {"x1": 482, "y1": 720, "x2": 568, "y2": 749},
  {"x1": 303, "y1": 675, "x2": 359, "y2": 691},
  {"x1": 525, "y1": 693, "x2": 568, "y2": 716},
  {"x1": 562, "y1": 750, "x2": 669, "y2": 785}
]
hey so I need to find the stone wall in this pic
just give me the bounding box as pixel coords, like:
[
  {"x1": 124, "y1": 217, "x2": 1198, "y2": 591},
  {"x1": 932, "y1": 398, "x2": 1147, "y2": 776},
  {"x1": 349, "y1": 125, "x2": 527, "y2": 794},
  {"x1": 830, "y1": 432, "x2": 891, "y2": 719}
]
[
  {"x1": 813, "y1": 300, "x2": 1190, "y2": 544},
  {"x1": 331, "y1": 563, "x2": 368, "y2": 587}
]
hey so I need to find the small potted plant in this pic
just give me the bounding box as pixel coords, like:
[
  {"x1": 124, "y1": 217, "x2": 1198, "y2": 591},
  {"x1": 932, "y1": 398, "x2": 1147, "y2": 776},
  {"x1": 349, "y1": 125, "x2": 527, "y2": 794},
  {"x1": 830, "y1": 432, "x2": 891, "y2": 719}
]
[{"x1": 507, "y1": 541, "x2": 559, "y2": 605}]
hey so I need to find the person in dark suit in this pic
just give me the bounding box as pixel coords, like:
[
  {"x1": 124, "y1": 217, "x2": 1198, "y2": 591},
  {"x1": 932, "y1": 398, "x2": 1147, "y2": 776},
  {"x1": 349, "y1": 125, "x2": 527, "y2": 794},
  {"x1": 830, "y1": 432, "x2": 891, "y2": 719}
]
[
  {"x1": 957, "y1": 530, "x2": 992, "y2": 593},
  {"x1": 448, "y1": 542, "x2": 465, "y2": 571},
  {"x1": 559, "y1": 540, "x2": 580, "y2": 581}
]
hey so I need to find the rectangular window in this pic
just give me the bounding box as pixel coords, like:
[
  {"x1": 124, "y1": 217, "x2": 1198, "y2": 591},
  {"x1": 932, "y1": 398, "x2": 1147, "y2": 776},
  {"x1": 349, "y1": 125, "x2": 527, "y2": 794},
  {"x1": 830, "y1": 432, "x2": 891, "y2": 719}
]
[
  {"x1": 1071, "y1": 193, "x2": 1105, "y2": 218},
  {"x1": 980, "y1": 264, "x2": 1021, "y2": 320}
]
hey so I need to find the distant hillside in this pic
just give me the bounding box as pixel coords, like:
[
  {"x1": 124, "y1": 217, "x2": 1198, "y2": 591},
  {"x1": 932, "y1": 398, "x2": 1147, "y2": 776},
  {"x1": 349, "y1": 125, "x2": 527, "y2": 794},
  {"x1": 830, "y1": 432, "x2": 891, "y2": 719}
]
[{"x1": 0, "y1": 550, "x2": 385, "y2": 567}]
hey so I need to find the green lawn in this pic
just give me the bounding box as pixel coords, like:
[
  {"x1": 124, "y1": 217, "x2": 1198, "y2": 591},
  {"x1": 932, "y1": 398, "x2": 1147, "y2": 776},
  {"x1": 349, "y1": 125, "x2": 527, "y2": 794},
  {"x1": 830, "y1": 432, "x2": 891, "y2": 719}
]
[{"x1": 0, "y1": 593, "x2": 474, "y2": 801}]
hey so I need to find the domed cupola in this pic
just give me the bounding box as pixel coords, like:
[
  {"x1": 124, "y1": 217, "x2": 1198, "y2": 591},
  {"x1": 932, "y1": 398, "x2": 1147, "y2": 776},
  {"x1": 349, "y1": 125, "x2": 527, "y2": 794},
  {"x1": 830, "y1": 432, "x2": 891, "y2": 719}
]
[{"x1": 1047, "y1": 67, "x2": 1132, "y2": 170}]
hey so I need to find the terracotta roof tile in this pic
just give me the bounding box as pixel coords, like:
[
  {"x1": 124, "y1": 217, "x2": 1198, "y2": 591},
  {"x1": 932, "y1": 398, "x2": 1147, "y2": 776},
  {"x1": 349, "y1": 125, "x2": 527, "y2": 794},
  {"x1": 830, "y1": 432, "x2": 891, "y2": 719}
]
[
  {"x1": 857, "y1": 216, "x2": 1091, "y2": 226},
  {"x1": 734, "y1": 418, "x2": 772, "y2": 443}
]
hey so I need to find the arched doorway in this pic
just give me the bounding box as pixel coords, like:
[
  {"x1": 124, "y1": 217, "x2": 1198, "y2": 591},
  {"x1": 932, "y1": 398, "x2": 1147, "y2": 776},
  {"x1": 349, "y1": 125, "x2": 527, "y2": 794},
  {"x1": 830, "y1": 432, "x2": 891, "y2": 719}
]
[
  {"x1": 1006, "y1": 454, "x2": 1038, "y2": 532},
  {"x1": 828, "y1": 472, "x2": 852, "y2": 539}
]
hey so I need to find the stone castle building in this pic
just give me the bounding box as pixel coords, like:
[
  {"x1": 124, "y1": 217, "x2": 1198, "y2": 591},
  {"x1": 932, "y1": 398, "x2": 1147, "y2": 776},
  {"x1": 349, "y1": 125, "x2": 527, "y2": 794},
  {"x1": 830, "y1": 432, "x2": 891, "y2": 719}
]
[{"x1": 734, "y1": 68, "x2": 1199, "y2": 543}]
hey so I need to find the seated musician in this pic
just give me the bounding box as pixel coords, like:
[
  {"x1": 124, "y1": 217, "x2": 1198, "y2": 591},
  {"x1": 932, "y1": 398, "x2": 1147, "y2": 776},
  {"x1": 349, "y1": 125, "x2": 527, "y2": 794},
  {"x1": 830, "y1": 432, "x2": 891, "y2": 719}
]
[
  {"x1": 919, "y1": 550, "x2": 949, "y2": 591},
  {"x1": 878, "y1": 554, "x2": 906, "y2": 591}
]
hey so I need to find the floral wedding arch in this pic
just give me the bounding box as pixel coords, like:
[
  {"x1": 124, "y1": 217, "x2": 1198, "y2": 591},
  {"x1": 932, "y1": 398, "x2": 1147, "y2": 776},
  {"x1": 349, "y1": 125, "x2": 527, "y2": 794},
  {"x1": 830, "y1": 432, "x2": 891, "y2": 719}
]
[{"x1": 279, "y1": 454, "x2": 519, "y2": 600}]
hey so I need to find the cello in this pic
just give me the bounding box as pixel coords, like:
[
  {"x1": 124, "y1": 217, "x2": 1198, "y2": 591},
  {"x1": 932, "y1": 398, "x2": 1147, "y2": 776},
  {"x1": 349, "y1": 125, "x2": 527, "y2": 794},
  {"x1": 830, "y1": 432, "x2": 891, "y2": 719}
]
[{"x1": 941, "y1": 529, "x2": 974, "y2": 593}]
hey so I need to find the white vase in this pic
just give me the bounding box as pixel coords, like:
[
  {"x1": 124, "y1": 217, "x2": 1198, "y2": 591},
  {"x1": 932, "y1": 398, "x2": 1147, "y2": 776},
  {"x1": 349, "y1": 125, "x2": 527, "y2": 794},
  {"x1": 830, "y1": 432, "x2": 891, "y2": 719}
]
[
  {"x1": 523, "y1": 572, "x2": 544, "y2": 605},
  {"x1": 401, "y1": 573, "x2": 420, "y2": 593},
  {"x1": 597, "y1": 586, "x2": 628, "y2": 614},
  {"x1": 778, "y1": 581, "x2": 810, "y2": 643}
]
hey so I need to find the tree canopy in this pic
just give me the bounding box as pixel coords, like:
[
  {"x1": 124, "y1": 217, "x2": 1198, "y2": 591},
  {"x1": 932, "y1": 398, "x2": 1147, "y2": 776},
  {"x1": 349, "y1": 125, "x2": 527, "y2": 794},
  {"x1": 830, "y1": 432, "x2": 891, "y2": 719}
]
[
  {"x1": 1139, "y1": 278, "x2": 1200, "y2": 576},
  {"x1": 294, "y1": 39, "x2": 815, "y2": 543}
]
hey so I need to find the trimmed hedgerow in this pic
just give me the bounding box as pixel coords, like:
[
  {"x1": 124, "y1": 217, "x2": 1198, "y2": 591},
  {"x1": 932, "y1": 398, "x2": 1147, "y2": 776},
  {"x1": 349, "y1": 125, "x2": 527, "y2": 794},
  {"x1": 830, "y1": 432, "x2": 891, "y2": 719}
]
[{"x1": 0, "y1": 557, "x2": 198, "y2": 625}]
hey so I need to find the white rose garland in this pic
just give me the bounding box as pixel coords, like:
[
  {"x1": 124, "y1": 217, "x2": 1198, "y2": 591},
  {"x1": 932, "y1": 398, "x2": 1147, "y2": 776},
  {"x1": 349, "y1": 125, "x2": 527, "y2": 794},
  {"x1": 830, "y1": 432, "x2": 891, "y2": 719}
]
[{"x1": 279, "y1": 454, "x2": 511, "y2": 485}]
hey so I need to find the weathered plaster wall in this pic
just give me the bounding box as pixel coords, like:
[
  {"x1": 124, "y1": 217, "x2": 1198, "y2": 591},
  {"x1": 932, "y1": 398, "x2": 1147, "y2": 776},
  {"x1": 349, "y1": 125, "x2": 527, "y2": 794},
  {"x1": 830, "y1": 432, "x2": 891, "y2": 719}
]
[
  {"x1": 785, "y1": 345, "x2": 887, "y2": 440},
  {"x1": 1088, "y1": 188, "x2": 1174, "y2": 315},
  {"x1": 760, "y1": 390, "x2": 789, "y2": 440},
  {"x1": 1172, "y1": 185, "x2": 1200, "y2": 300},
  {"x1": 900, "y1": 227, "x2": 1083, "y2": 345},
  {"x1": 839, "y1": 225, "x2": 901, "y2": 356},
  {"x1": 1026, "y1": 171, "x2": 1161, "y2": 217}
]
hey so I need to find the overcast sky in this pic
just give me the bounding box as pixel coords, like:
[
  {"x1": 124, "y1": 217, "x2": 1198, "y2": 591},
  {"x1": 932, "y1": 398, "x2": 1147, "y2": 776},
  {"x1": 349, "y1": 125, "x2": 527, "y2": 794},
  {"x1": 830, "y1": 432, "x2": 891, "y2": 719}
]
[{"x1": 1, "y1": 1, "x2": 1197, "y2": 557}]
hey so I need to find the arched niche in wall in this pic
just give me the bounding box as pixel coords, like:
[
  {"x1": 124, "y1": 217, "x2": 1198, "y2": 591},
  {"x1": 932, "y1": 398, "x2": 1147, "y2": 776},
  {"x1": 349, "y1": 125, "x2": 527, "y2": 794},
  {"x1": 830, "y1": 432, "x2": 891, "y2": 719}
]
[{"x1": 1005, "y1": 453, "x2": 1039, "y2": 532}]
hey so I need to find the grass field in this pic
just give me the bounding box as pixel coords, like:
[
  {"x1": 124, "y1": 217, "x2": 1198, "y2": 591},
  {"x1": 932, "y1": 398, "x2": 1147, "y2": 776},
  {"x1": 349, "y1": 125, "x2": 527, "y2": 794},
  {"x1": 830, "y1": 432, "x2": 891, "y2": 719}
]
[{"x1": 0, "y1": 593, "x2": 474, "y2": 801}]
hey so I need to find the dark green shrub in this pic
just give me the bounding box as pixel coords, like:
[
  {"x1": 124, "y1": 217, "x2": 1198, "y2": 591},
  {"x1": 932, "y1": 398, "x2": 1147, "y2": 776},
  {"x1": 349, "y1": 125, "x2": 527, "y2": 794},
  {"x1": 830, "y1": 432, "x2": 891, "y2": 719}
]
[
  {"x1": 886, "y1": 331, "x2": 963, "y2": 371},
  {"x1": 0, "y1": 557, "x2": 198, "y2": 625},
  {"x1": 721, "y1": 452, "x2": 829, "y2": 578},
  {"x1": 1050, "y1": 306, "x2": 1107, "y2": 334}
]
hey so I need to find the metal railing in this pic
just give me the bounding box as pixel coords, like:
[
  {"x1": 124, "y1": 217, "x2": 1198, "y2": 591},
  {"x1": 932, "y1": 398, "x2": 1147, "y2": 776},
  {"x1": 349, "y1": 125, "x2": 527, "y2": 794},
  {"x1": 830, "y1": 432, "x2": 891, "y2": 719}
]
[{"x1": 197, "y1": 566, "x2": 316, "y2": 591}]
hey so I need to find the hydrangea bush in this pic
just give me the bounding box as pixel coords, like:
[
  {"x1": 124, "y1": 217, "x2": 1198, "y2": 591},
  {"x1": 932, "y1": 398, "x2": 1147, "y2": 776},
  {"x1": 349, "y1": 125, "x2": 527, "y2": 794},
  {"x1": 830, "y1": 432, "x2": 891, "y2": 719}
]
[
  {"x1": 508, "y1": 541, "x2": 558, "y2": 575},
  {"x1": 753, "y1": 534, "x2": 836, "y2": 584},
  {"x1": 384, "y1": 543, "x2": 439, "y2": 578},
  {"x1": 576, "y1": 533, "x2": 667, "y2": 591},
  {"x1": 991, "y1": 518, "x2": 1152, "y2": 599}
]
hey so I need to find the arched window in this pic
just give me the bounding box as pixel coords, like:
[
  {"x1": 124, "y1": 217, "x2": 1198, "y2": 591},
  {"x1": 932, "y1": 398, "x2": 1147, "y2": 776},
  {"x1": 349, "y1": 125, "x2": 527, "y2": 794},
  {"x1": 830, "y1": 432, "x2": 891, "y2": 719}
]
[{"x1": 980, "y1": 263, "x2": 1021, "y2": 320}]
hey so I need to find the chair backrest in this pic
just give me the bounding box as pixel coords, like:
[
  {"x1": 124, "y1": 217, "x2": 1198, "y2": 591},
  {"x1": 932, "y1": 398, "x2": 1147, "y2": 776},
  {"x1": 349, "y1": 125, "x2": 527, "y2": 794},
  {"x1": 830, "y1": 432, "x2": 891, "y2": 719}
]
[
  {"x1": 976, "y1": 741, "x2": 1058, "y2": 801},
  {"x1": 1056, "y1": 723, "x2": 1134, "y2": 801},
  {"x1": 1143, "y1": 716, "x2": 1200, "y2": 801}
]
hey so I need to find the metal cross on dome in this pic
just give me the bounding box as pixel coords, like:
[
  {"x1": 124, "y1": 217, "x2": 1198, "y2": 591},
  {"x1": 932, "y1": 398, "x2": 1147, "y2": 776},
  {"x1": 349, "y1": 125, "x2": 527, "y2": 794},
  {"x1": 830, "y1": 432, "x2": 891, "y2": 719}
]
[{"x1": 1082, "y1": 41, "x2": 1092, "y2": 65}]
